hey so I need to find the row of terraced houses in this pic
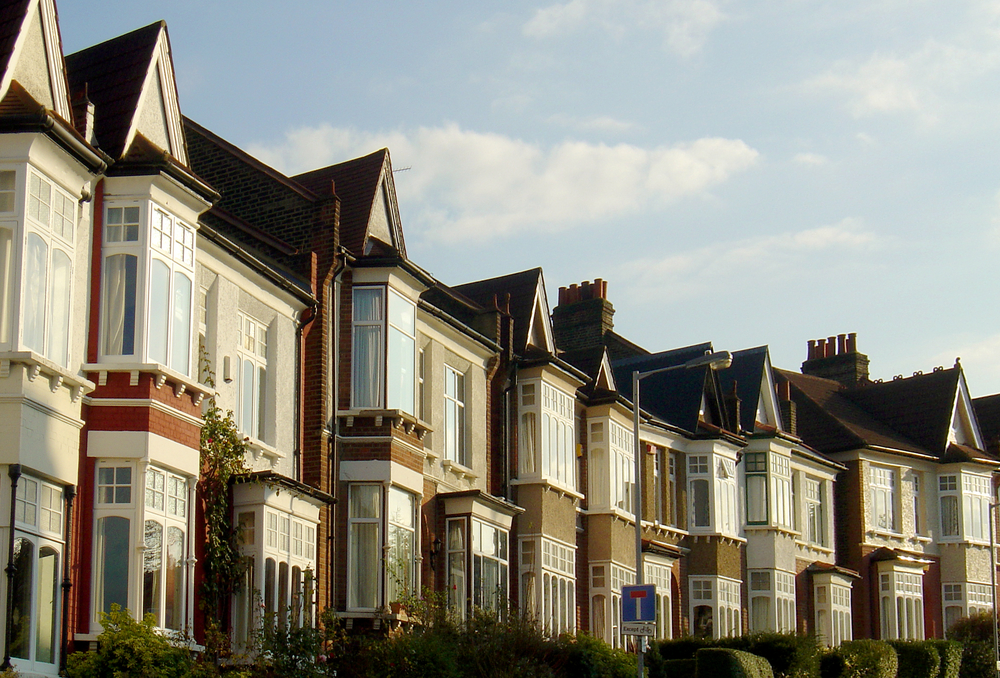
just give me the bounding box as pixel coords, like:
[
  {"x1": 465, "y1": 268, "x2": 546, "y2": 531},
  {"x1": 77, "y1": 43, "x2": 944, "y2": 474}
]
[{"x1": 2, "y1": 2, "x2": 1000, "y2": 676}]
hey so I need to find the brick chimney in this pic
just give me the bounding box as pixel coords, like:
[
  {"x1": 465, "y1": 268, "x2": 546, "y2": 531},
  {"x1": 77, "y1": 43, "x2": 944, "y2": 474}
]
[
  {"x1": 551, "y1": 279, "x2": 614, "y2": 352},
  {"x1": 777, "y1": 379, "x2": 796, "y2": 436},
  {"x1": 801, "y1": 332, "x2": 869, "y2": 388}
]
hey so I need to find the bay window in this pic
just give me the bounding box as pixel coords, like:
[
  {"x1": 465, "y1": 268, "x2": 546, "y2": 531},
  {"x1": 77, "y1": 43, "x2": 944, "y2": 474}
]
[
  {"x1": 590, "y1": 563, "x2": 633, "y2": 648},
  {"x1": 610, "y1": 421, "x2": 633, "y2": 513},
  {"x1": 101, "y1": 203, "x2": 195, "y2": 375},
  {"x1": 347, "y1": 484, "x2": 381, "y2": 610},
  {"x1": 814, "y1": 577, "x2": 853, "y2": 646},
  {"x1": 10, "y1": 474, "x2": 63, "y2": 672},
  {"x1": 22, "y1": 170, "x2": 75, "y2": 366},
  {"x1": 448, "y1": 518, "x2": 467, "y2": 617},
  {"x1": 472, "y1": 519, "x2": 508, "y2": 614},
  {"x1": 690, "y1": 576, "x2": 741, "y2": 638},
  {"x1": 351, "y1": 286, "x2": 416, "y2": 414},
  {"x1": 878, "y1": 566, "x2": 924, "y2": 640},
  {"x1": 943, "y1": 582, "x2": 991, "y2": 631},
  {"x1": 520, "y1": 537, "x2": 574, "y2": 633},
  {"x1": 745, "y1": 453, "x2": 767, "y2": 524},
  {"x1": 938, "y1": 472, "x2": 991, "y2": 542},
  {"x1": 142, "y1": 468, "x2": 187, "y2": 630},
  {"x1": 749, "y1": 569, "x2": 795, "y2": 633},
  {"x1": 645, "y1": 560, "x2": 673, "y2": 639},
  {"x1": 518, "y1": 380, "x2": 576, "y2": 487},
  {"x1": 689, "y1": 455, "x2": 710, "y2": 528}
]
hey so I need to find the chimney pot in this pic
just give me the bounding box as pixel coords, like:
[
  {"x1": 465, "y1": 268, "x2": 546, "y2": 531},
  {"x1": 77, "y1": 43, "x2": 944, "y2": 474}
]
[
  {"x1": 594, "y1": 278, "x2": 605, "y2": 299},
  {"x1": 826, "y1": 337, "x2": 836, "y2": 358},
  {"x1": 838, "y1": 334, "x2": 847, "y2": 355},
  {"x1": 816, "y1": 338, "x2": 826, "y2": 357},
  {"x1": 847, "y1": 333, "x2": 857, "y2": 353},
  {"x1": 808, "y1": 339, "x2": 816, "y2": 360}
]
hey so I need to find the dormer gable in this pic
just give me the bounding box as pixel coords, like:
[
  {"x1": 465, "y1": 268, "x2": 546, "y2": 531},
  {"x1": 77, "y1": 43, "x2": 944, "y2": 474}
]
[
  {"x1": 756, "y1": 351, "x2": 783, "y2": 431},
  {"x1": 525, "y1": 275, "x2": 555, "y2": 354},
  {"x1": 0, "y1": 0, "x2": 71, "y2": 121},
  {"x1": 66, "y1": 21, "x2": 188, "y2": 165},
  {"x1": 594, "y1": 350, "x2": 615, "y2": 392},
  {"x1": 358, "y1": 154, "x2": 403, "y2": 257},
  {"x1": 948, "y1": 372, "x2": 984, "y2": 449}
]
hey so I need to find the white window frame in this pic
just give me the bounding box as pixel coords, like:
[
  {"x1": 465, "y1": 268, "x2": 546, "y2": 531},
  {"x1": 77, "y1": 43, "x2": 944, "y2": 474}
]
[
  {"x1": 869, "y1": 465, "x2": 898, "y2": 533},
  {"x1": 443, "y1": 365, "x2": 466, "y2": 465},
  {"x1": 100, "y1": 201, "x2": 196, "y2": 376},
  {"x1": 814, "y1": 577, "x2": 853, "y2": 647},
  {"x1": 521, "y1": 536, "x2": 575, "y2": 634},
  {"x1": 235, "y1": 313, "x2": 268, "y2": 443},
  {"x1": 141, "y1": 467, "x2": 189, "y2": 631},
  {"x1": 10, "y1": 473, "x2": 64, "y2": 673},
  {"x1": 805, "y1": 476, "x2": 825, "y2": 546},
  {"x1": 645, "y1": 559, "x2": 673, "y2": 640},
  {"x1": 690, "y1": 575, "x2": 741, "y2": 639},
  {"x1": 22, "y1": 169, "x2": 75, "y2": 367},
  {"x1": 519, "y1": 379, "x2": 576, "y2": 489},
  {"x1": 346, "y1": 483, "x2": 381, "y2": 611},
  {"x1": 878, "y1": 565, "x2": 924, "y2": 640},
  {"x1": 350, "y1": 286, "x2": 416, "y2": 414},
  {"x1": 471, "y1": 518, "x2": 508, "y2": 615}
]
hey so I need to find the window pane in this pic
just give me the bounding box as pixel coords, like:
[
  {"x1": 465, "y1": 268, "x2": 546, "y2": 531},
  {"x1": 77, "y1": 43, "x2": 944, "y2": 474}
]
[
  {"x1": 747, "y1": 475, "x2": 766, "y2": 524},
  {"x1": 352, "y1": 325, "x2": 382, "y2": 408},
  {"x1": 98, "y1": 516, "x2": 130, "y2": 615},
  {"x1": 10, "y1": 537, "x2": 33, "y2": 659},
  {"x1": 171, "y1": 272, "x2": 192, "y2": 375},
  {"x1": 143, "y1": 521, "x2": 163, "y2": 624},
  {"x1": 692, "y1": 479, "x2": 710, "y2": 527},
  {"x1": 0, "y1": 227, "x2": 12, "y2": 344},
  {"x1": 47, "y1": 249, "x2": 71, "y2": 366},
  {"x1": 242, "y1": 357, "x2": 255, "y2": 436},
  {"x1": 103, "y1": 254, "x2": 137, "y2": 355},
  {"x1": 350, "y1": 485, "x2": 380, "y2": 519},
  {"x1": 165, "y1": 527, "x2": 184, "y2": 631},
  {"x1": 387, "y1": 327, "x2": 414, "y2": 414},
  {"x1": 23, "y1": 233, "x2": 47, "y2": 352},
  {"x1": 148, "y1": 260, "x2": 170, "y2": 365},
  {"x1": 349, "y1": 523, "x2": 379, "y2": 608},
  {"x1": 36, "y1": 545, "x2": 59, "y2": 664}
]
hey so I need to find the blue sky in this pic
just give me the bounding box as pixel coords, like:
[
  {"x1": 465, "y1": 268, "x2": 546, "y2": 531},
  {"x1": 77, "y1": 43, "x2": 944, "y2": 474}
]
[{"x1": 60, "y1": 1, "x2": 1000, "y2": 396}]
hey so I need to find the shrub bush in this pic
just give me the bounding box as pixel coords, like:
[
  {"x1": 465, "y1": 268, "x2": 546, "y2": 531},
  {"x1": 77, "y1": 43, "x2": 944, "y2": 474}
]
[
  {"x1": 556, "y1": 632, "x2": 635, "y2": 678},
  {"x1": 651, "y1": 658, "x2": 697, "y2": 678},
  {"x1": 650, "y1": 633, "x2": 819, "y2": 678},
  {"x1": 887, "y1": 641, "x2": 940, "y2": 678},
  {"x1": 946, "y1": 612, "x2": 995, "y2": 678},
  {"x1": 696, "y1": 648, "x2": 774, "y2": 678},
  {"x1": 923, "y1": 640, "x2": 962, "y2": 678},
  {"x1": 66, "y1": 605, "x2": 193, "y2": 678},
  {"x1": 820, "y1": 639, "x2": 897, "y2": 678}
]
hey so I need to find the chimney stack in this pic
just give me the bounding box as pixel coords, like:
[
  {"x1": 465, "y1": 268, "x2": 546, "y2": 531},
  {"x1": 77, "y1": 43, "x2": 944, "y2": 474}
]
[
  {"x1": 552, "y1": 278, "x2": 615, "y2": 352},
  {"x1": 776, "y1": 379, "x2": 797, "y2": 436},
  {"x1": 801, "y1": 332, "x2": 870, "y2": 388}
]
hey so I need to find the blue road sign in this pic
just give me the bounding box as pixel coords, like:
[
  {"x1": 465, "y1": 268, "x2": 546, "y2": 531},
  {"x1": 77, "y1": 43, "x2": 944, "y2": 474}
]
[{"x1": 621, "y1": 584, "x2": 656, "y2": 623}]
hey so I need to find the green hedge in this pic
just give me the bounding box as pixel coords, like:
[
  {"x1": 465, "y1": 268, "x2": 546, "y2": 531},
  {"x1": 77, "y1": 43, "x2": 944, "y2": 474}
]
[
  {"x1": 946, "y1": 611, "x2": 995, "y2": 678},
  {"x1": 696, "y1": 648, "x2": 774, "y2": 678},
  {"x1": 651, "y1": 633, "x2": 819, "y2": 678},
  {"x1": 924, "y1": 640, "x2": 962, "y2": 678},
  {"x1": 656, "y1": 658, "x2": 697, "y2": 677},
  {"x1": 820, "y1": 639, "x2": 897, "y2": 678},
  {"x1": 887, "y1": 641, "x2": 939, "y2": 678}
]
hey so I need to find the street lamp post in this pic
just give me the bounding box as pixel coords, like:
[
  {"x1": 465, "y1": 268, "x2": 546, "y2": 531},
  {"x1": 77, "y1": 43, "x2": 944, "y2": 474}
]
[{"x1": 631, "y1": 351, "x2": 732, "y2": 678}]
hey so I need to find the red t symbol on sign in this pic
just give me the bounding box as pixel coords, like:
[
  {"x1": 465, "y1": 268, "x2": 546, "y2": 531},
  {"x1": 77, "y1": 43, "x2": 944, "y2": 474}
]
[{"x1": 630, "y1": 589, "x2": 647, "y2": 620}]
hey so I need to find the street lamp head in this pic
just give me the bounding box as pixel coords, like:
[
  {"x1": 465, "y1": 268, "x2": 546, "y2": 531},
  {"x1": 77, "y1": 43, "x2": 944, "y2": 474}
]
[{"x1": 685, "y1": 350, "x2": 732, "y2": 371}]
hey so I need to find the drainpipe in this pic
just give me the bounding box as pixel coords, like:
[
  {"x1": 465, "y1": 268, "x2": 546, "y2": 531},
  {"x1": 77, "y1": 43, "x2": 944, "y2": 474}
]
[
  {"x1": 1, "y1": 464, "x2": 21, "y2": 671},
  {"x1": 59, "y1": 485, "x2": 76, "y2": 677},
  {"x1": 328, "y1": 257, "x2": 346, "y2": 611}
]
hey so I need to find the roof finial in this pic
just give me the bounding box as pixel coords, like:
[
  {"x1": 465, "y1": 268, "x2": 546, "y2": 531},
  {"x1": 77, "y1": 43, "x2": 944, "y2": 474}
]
[{"x1": 955, "y1": 357, "x2": 962, "y2": 368}]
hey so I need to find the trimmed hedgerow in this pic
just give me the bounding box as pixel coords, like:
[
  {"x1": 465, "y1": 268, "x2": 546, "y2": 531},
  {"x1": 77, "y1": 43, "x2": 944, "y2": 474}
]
[
  {"x1": 923, "y1": 640, "x2": 962, "y2": 678},
  {"x1": 651, "y1": 633, "x2": 819, "y2": 678},
  {"x1": 696, "y1": 648, "x2": 774, "y2": 678},
  {"x1": 655, "y1": 658, "x2": 697, "y2": 678},
  {"x1": 820, "y1": 639, "x2": 897, "y2": 678},
  {"x1": 887, "y1": 641, "x2": 940, "y2": 678},
  {"x1": 946, "y1": 611, "x2": 995, "y2": 678}
]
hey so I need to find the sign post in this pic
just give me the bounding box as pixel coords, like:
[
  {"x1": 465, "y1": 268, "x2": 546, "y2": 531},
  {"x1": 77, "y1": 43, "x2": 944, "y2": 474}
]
[{"x1": 621, "y1": 584, "x2": 656, "y2": 637}]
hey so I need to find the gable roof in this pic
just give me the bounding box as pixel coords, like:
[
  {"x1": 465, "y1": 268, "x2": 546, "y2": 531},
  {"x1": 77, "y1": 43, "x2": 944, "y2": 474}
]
[
  {"x1": 718, "y1": 346, "x2": 770, "y2": 434},
  {"x1": 66, "y1": 21, "x2": 184, "y2": 163},
  {"x1": 454, "y1": 268, "x2": 552, "y2": 356},
  {"x1": 0, "y1": 0, "x2": 72, "y2": 122},
  {"x1": 780, "y1": 366, "x2": 994, "y2": 464},
  {"x1": 293, "y1": 148, "x2": 404, "y2": 258}
]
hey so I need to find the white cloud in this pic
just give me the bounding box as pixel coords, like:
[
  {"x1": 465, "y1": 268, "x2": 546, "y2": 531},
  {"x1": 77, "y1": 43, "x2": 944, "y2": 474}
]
[
  {"x1": 793, "y1": 152, "x2": 828, "y2": 166},
  {"x1": 523, "y1": 0, "x2": 725, "y2": 57},
  {"x1": 547, "y1": 113, "x2": 640, "y2": 133},
  {"x1": 804, "y1": 39, "x2": 1000, "y2": 121},
  {"x1": 617, "y1": 218, "x2": 879, "y2": 304},
  {"x1": 246, "y1": 123, "x2": 758, "y2": 243}
]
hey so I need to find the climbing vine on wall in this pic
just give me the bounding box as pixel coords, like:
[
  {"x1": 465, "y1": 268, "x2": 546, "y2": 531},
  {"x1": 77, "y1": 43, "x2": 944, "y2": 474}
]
[{"x1": 198, "y1": 362, "x2": 251, "y2": 623}]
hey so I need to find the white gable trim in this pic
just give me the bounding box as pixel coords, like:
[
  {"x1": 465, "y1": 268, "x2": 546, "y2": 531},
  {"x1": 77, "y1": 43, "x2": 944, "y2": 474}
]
[
  {"x1": 123, "y1": 28, "x2": 188, "y2": 164},
  {"x1": 0, "y1": 0, "x2": 71, "y2": 120},
  {"x1": 759, "y1": 351, "x2": 782, "y2": 431},
  {"x1": 595, "y1": 350, "x2": 616, "y2": 392},
  {"x1": 525, "y1": 276, "x2": 555, "y2": 353},
  {"x1": 948, "y1": 373, "x2": 985, "y2": 450}
]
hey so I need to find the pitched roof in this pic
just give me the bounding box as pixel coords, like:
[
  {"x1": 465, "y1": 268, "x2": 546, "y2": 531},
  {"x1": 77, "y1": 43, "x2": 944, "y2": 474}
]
[
  {"x1": 973, "y1": 393, "x2": 1000, "y2": 456},
  {"x1": 293, "y1": 149, "x2": 392, "y2": 257},
  {"x1": 843, "y1": 368, "x2": 960, "y2": 453},
  {"x1": 454, "y1": 268, "x2": 545, "y2": 355},
  {"x1": 612, "y1": 343, "x2": 718, "y2": 434},
  {"x1": 778, "y1": 369, "x2": 926, "y2": 455},
  {"x1": 65, "y1": 21, "x2": 162, "y2": 160},
  {"x1": 718, "y1": 346, "x2": 768, "y2": 433},
  {"x1": 0, "y1": 0, "x2": 31, "y2": 83}
]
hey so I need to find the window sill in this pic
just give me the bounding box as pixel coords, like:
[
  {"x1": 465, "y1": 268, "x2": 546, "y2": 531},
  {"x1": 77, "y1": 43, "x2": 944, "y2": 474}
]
[
  {"x1": 646, "y1": 520, "x2": 689, "y2": 538},
  {"x1": 442, "y1": 459, "x2": 478, "y2": 481},
  {"x1": 83, "y1": 361, "x2": 212, "y2": 405},
  {"x1": 510, "y1": 476, "x2": 583, "y2": 501},
  {"x1": 866, "y1": 528, "x2": 906, "y2": 542},
  {"x1": 247, "y1": 439, "x2": 285, "y2": 466},
  {"x1": 0, "y1": 351, "x2": 95, "y2": 401},
  {"x1": 338, "y1": 408, "x2": 431, "y2": 439},
  {"x1": 746, "y1": 524, "x2": 800, "y2": 538},
  {"x1": 795, "y1": 540, "x2": 834, "y2": 555}
]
